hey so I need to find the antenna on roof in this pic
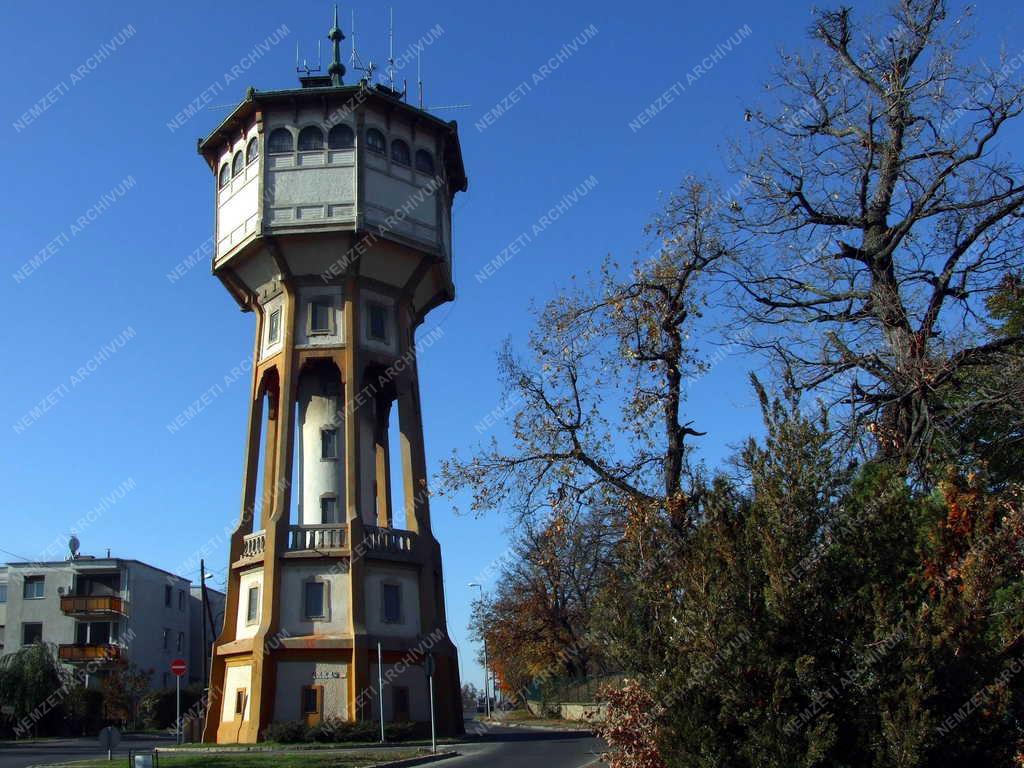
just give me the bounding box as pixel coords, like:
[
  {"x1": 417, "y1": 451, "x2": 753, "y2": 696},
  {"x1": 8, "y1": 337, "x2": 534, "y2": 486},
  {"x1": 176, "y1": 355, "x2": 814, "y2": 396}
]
[
  {"x1": 350, "y1": 9, "x2": 377, "y2": 84},
  {"x1": 387, "y1": 7, "x2": 396, "y2": 92},
  {"x1": 417, "y1": 51, "x2": 423, "y2": 109},
  {"x1": 296, "y1": 39, "x2": 323, "y2": 77}
]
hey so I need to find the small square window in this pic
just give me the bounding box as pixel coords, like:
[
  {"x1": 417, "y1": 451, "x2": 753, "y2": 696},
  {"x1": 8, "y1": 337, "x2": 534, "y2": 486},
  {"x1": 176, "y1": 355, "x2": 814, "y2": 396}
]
[
  {"x1": 308, "y1": 299, "x2": 333, "y2": 335},
  {"x1": 382, "y1": 583, "x2": 402, "y2": 624},
  {"x1": 320, "y1": 495, "x2": 339, "y2": 524},
  {"x1": 23, "y1": 576, "x2": 44, "y2": 600},
  {"x1": 304, "y1": 581, "x2": 326, "y2": 619},
  {"x1": 235, "y1": 689, "x2": 247, "y2": 716},
  {"x1": 23, "y1": 622, "x2": 43, "y2": 645},
  {"x1": 0, "y1": 584, "x2": 8, "y2": 603},
  {"x1": 321, "y1": 428, "x2": 339, "y2": 460},
  {"x1": 246, "y1": 586, "x2": 260, "y2": 624},
  {"x1": 268, "y1": 309, "x2": 281, "y2": 344},
  {"x1": 368, "y1": 303, "x2": 388, "y2": 342}
]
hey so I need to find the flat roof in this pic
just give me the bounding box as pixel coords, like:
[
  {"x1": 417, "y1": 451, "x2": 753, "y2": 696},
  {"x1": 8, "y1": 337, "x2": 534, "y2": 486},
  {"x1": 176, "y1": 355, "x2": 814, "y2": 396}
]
[{"x1": 4, "y1": 558, "x2": 192, "y2": 585}]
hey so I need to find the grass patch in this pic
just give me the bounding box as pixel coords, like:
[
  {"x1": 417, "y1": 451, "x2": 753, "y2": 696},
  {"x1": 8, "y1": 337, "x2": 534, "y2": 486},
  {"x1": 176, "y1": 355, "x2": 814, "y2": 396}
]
[{"x1": 57, "y1": 750, "x2": 428, "y2": 768}]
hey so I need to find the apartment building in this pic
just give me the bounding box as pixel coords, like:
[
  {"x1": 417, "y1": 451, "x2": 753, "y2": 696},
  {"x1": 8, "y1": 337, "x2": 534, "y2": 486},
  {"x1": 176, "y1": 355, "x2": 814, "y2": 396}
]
[{"x1": 0, "y1": 557, "x2": 223, "y2": 690}]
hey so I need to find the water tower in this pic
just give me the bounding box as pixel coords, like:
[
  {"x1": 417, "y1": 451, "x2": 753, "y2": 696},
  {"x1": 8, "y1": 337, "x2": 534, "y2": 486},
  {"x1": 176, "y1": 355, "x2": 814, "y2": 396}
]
[{"x1": 197, "y1": 11, "x2": 466, "y2": 743}]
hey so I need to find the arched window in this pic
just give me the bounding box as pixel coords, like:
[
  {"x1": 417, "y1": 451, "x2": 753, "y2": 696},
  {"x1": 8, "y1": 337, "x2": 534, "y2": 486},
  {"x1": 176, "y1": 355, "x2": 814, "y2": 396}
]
[
  {"x1": 267, "y1": 128, "x2": 293, "y2": 154},
  {"x1": 246, "y1": 137, "x2": 259, "y2": 164},
  {"x1": 366, "y1": 128, "x2": 386, "y2": 154},
  {"x1": 390, "y1": 139, "x2": 411, "y2": 166},
  {"x1": 232, "y1": 151, "x2": 244, "y2": 177},
  {"x1": 298, "y1": 126, "x2": 324, "y2": 151},
  {"x1": 218, "y1": 163, "x2": 230, "y2": 188},
  {"x1": 414, "y1": 149, "x2": 435, "y2": 175},
  {"x1": 327, "y1": 124, "x2": 354, "y2": 149}
]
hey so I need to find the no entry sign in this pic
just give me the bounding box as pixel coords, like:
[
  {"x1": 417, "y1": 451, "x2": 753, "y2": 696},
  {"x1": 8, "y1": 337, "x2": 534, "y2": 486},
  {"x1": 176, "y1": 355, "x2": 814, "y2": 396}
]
[{"x1": 170, "y1": 658, "x2": 187, "y2": 677}]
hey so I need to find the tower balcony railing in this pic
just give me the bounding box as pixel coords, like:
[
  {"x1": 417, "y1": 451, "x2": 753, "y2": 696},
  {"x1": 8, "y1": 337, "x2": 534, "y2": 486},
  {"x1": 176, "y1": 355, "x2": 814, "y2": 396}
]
[
  {"x1": 361, "y1": 525, "x2": 416, "y2": 553},
  {"x1": 287, "y1": 524, "x2": 347, "y2": 552},
  {"x1": 241, "y1": 530, "x2": 266, "y2": 559},
  {"x1": 60, "y1": 595, "x2": 127, "y2": 617}
]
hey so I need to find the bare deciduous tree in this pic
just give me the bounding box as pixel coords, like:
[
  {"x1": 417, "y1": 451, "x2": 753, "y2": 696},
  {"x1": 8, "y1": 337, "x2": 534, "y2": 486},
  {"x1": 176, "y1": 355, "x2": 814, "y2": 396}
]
[{"x1": 728, "y1": 0, "x2": 1024, "y2": 467}]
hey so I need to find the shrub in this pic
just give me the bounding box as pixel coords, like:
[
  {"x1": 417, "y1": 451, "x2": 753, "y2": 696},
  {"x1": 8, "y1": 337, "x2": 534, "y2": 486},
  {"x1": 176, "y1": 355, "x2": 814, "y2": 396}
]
[{"x1": 262, "y1": 720, "x2": 309, "y2": 743}]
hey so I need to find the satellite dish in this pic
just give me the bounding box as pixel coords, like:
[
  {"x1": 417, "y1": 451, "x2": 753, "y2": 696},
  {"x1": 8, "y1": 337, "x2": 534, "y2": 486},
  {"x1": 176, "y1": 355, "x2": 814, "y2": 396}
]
[{"x1": 69, "y1": 535, "x2": 80, "y2": 559}]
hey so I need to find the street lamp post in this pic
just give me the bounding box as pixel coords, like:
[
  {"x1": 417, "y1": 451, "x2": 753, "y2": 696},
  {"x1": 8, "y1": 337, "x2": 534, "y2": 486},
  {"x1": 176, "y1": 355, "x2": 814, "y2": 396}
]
[{"x1": 468, "y1": 583, "x2": 490, "y2": 719}]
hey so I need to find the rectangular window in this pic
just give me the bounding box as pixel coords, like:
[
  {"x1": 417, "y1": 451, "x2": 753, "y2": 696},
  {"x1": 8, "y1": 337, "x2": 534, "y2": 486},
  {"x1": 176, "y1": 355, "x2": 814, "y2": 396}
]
[
  {"x1": 23, "y1": 576, "x2": 44, "y2": 600},
  {"x1": 246, "y1": 586, "x2": 260, "y2": 624},
  {"x1": 235, "y1": 689, "x2": 247, "y2": 716},
  {"x1": 393, "y1": 686, "x2": 410, "y2": 721},
  {"x1": 164, "y1": 585, "x2": 172, "y2": 606},
  {"x1": 0, "y1": 583, "x2": 7, "y2": 603},
  {"x1": 320, "y1": 496, "x2": 339, "y2": 524},
  {"x1": 301, "y1": 685, "x2": 322, "y2": 715},
  {"x1": 308, "y1": 299, "x2": 333, "y2": 335},
  {"x1": 268, "y1": 309, "x2": 281, "y2": 343},
  {"x1": 162, "y1": 628, "x2": 170, "y2": 650},
  {"x1": 22, "y1": 622, "x2": 43, "y2": 645},
  {"x1": 178, "y1": 590, "x2": 185, "y2": 611},
  {"x1": 303, "y1": 581, "x2": 326, "y2": 619},
  {"x1": 368, "y1": 303, "x2": 388, "y2": 342},
  {"x1": 177, "y1": 632, "x2": 184, "y2": 652},
  {"x1": 382, "y1": 583, "x2": 402, "y2": 624},
  {"x1": 321, "y1": 428, "x2": 338, "y2": 460}
]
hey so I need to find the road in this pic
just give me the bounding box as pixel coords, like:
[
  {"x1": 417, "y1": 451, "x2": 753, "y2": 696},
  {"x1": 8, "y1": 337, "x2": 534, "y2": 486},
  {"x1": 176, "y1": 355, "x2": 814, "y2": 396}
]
[
  {"x1": 0, "y1": 723, "x2": 602, "y2": 768},
  {"x1": 0, "y1": 733, "x2": 174, "y2": 768}
]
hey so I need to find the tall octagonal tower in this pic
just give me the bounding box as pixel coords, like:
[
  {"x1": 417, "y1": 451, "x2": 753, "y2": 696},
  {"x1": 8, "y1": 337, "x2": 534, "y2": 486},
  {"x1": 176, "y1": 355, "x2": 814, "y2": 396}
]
[{"x1": 198, "y1": 13, "x2": 466, "y2": 743}]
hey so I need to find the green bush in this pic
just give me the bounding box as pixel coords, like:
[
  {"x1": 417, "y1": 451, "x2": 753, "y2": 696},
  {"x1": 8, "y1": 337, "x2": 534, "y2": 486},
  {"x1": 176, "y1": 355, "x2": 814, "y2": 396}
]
[{"x1": 262, "y1": 720, "x2": 309, "y2": 743}]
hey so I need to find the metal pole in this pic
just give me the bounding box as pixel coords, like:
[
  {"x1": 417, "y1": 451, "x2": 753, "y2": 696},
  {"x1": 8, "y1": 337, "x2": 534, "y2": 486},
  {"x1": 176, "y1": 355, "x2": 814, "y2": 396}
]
[
  {"x1": 200, "y1": 560, "x2": 208, "y2": 688},
  {"x1": 483, "y1": 637, "x2": 490, "y2": 719},
  {"x1": 429, "y1": 674, "x2": 436, "y2": 754},
  {"x1": 176, "y1": 675, "x2": 181, "y2": 744},
  {"x1": 378, "y1": 642, "x2": 385, "y2": 744}
]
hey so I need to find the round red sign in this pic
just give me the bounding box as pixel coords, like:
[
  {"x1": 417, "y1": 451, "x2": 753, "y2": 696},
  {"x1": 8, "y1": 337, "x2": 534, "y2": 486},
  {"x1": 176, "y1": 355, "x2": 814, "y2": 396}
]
[{"x1": 170, "y1": 658, "x2": 187, "y2": 677}]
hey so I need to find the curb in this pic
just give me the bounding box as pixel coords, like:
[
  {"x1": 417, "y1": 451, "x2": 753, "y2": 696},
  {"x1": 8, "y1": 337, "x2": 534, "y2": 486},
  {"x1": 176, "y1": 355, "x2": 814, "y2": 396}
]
[
  {"x1": 369, "y1": 751, "x2": 459, "y2": 768},
  {"x1": 483, "y1": 720, "x2": 595, "y2": 733}
]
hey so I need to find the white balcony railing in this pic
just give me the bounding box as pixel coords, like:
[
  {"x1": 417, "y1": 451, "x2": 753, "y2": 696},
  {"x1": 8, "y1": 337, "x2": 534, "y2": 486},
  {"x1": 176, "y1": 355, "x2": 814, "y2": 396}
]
[{"x1": 287, "y1": 524, "x2": 347, "y2": 552}]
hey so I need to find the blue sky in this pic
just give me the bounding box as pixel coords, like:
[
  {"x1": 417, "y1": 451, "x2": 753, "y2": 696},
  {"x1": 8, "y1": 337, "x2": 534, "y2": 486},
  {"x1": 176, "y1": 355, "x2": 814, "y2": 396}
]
[{"x1": 2, "y1": 0, "x2": 1022, "y2": 693}]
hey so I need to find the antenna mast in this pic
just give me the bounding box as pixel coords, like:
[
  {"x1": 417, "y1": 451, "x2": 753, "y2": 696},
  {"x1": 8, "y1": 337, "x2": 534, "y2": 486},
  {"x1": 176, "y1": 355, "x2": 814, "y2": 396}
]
[{"x1": 387, "y1": 7, "x2": 396, "y2": 92}]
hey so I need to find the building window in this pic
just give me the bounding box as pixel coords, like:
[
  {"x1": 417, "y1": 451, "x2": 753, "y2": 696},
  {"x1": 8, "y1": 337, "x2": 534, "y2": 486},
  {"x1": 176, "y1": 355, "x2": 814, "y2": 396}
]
[
  {"x1": 246, "y1": 137, "x2": 259, "y2": 164},
  {"x1": 268, "y1": 309, "x2": 281, "y2": 344},
  {"x1": 22, "y1": 623, "x2": 43, "y2": 645},
  {"x1": 366, "y1": 128, "x2": 386, "y2": 154},
  {"x1": 381, "y1": 583, "x2": 402, "y2": 624},
  {"x1": 390, "y1": 139, "x2": 411, "y2": 166},
  {"x1": 303, "y1": 581, "x2": 326, "y2": 619},
  {"x1": 298, "y1": 126, "x2": 325, "y2": 151},
  {"x1": 23, "y1": 576, "x2": 44, "y2": 600},
  {"x1": 301, "y1": 685, "x2": 322, "y2": 715},
  {"x1": 0, "y1": 625, "x2": 5, "y2": 651},
  {"x1": 320, "y1": 495, "x2": 339, "y2": 524},
  {"x1": 232, "y1": 151, "x2": 244, "y2": 177},
  {"x1": 246, "y1": 586, "x2": 260, "y2": 624},
  {"x1": 367, "y1": 303, "x2": 388, "y2": 342},
  {"x1": 162, "y1": 628, "x2": 170, "y2": 649},
  {"x1": 0, "y1": 584, "x2": 7, "y2": 603},
  {"x1": 328, "y1": 124, "x2": 354, "y2": 149},
  {"x1": 308, "y1": 298, "x2": 333, "y2": 335},
  {"x1": 177, "y1": 632, "x2": 184, "y2": 652},
  {"x1": 163, "y1": 672, "x2": 169, "y2": 689},
  {"x1": 165, "y1": 585, "x2": 172, "y2": 606},
  {"x1": 321, "y1": 428, "x2": 338, "y2": 460},
  {"x1": 393, "y1": 686, "x2": 410, "y2": 721},
  {"x1": 235, "y1": 689, "x2": 247, "y2": 717},
  {"x1": 414, "y1": 149, "x2": 435, "y2": 175},
  {"x1": 267, "y1": 128, "x2": 293, "y2": 154},
  {"x1": 178, "y1": 590, "x2": 185, "y2": 611},
  {"x1": 218, "y1": 163, "x2": 230, "y2": 188}
]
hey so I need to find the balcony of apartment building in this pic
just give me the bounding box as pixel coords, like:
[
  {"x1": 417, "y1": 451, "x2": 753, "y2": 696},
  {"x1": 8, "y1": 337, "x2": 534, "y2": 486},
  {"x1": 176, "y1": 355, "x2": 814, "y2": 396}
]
[
  {"x1": 58, "y1": 620, "x2": 124, "y2": 664},
  {"x1": 60, "y1": 572, "x2": 127, "y2": 618}
]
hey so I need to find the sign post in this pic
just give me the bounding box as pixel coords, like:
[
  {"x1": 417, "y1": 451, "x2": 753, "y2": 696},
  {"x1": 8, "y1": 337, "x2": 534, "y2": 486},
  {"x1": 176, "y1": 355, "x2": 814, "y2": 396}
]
[
  {"x1": 98, "y1": 726, "x2": 120, "y2": 761},
  {"x1": 425, "y1": 651, "x2": 436, "y2": 754},
  {"x1": 170, "y1": 658, "x2": 187, "y2": 744},
  {"x1": 377, "y1": 642, "x2": 385, "y2": 744}
]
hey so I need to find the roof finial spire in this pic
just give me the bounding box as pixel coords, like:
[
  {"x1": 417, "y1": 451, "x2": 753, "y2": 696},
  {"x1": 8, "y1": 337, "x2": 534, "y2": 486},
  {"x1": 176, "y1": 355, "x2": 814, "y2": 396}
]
[{"x1": 327, "y1": 5, "x2": 346, "y2": 85}]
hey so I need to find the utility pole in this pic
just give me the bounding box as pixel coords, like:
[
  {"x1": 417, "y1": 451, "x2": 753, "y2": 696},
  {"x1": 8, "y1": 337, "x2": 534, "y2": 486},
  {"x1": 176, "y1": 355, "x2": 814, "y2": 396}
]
[
  {"x1": 468, "y1": 583, "x2": 490, "y2": 719},
  {"x1": 200, "y1": 559, "x2": 208, "y2": 687}
]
